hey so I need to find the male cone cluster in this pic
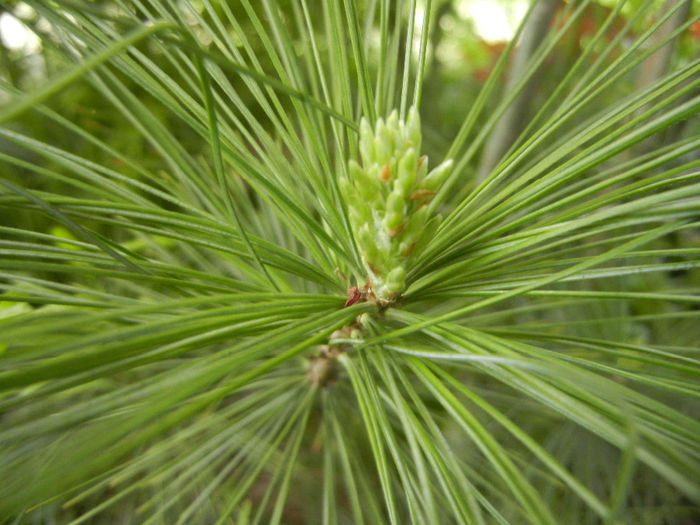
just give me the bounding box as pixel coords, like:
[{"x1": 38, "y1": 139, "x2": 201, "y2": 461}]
[{"x1": 340, "y1": 107, "x2": 453, "y2": 302}]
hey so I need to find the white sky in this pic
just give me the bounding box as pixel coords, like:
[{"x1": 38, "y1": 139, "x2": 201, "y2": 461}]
[
  {"x1": 0, "y1": 3, "x2": 41, "y2": 53},
  {"x1": 458, "y1": 0, "x2": 529, "y2": 43}
]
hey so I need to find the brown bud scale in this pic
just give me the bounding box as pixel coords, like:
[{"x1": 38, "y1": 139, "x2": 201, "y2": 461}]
[
  {"x1": 402, "y1": 243, "x2": 416, "y2": 257},
  {"x1": 380, "y1": 164, "x2": 392, "y2": 181},
  {"x1": 388, "y1": 223, "x2": 406, "y2": 237},
  {"x1": 409, "y1": 189, "x2": 435, "y2": 200}
]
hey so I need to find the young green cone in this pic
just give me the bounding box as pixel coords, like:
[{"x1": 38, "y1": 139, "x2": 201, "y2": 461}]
[{"x1": 340, "y1": 107, "x2": 453, "y2": 302}]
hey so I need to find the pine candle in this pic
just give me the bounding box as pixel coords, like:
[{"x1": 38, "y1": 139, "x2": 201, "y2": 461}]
[{"x1": 340, "y1": 107, "x2": 453, "y2": 302}]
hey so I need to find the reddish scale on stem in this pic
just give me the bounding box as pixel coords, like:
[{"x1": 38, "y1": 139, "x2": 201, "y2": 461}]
[{"x1": 344, "y1": 287, "x2": 361, "y2": 307}]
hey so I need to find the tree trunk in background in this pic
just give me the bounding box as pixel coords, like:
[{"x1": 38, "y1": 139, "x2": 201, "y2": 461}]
[
  {"x1": 476, "y1": 0, "x2": 560, "y2": 183},
  {"x1": 635, "y1": 0, "x2": 694, "y2": 150},
  {"x1": 636, "y1": 0, "x2": 693, "y2": 90}
]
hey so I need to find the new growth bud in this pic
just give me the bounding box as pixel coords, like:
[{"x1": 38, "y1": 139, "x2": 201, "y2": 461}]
[{"x1": 341, "y1": 106, "x2": 453, "y2": 302}]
